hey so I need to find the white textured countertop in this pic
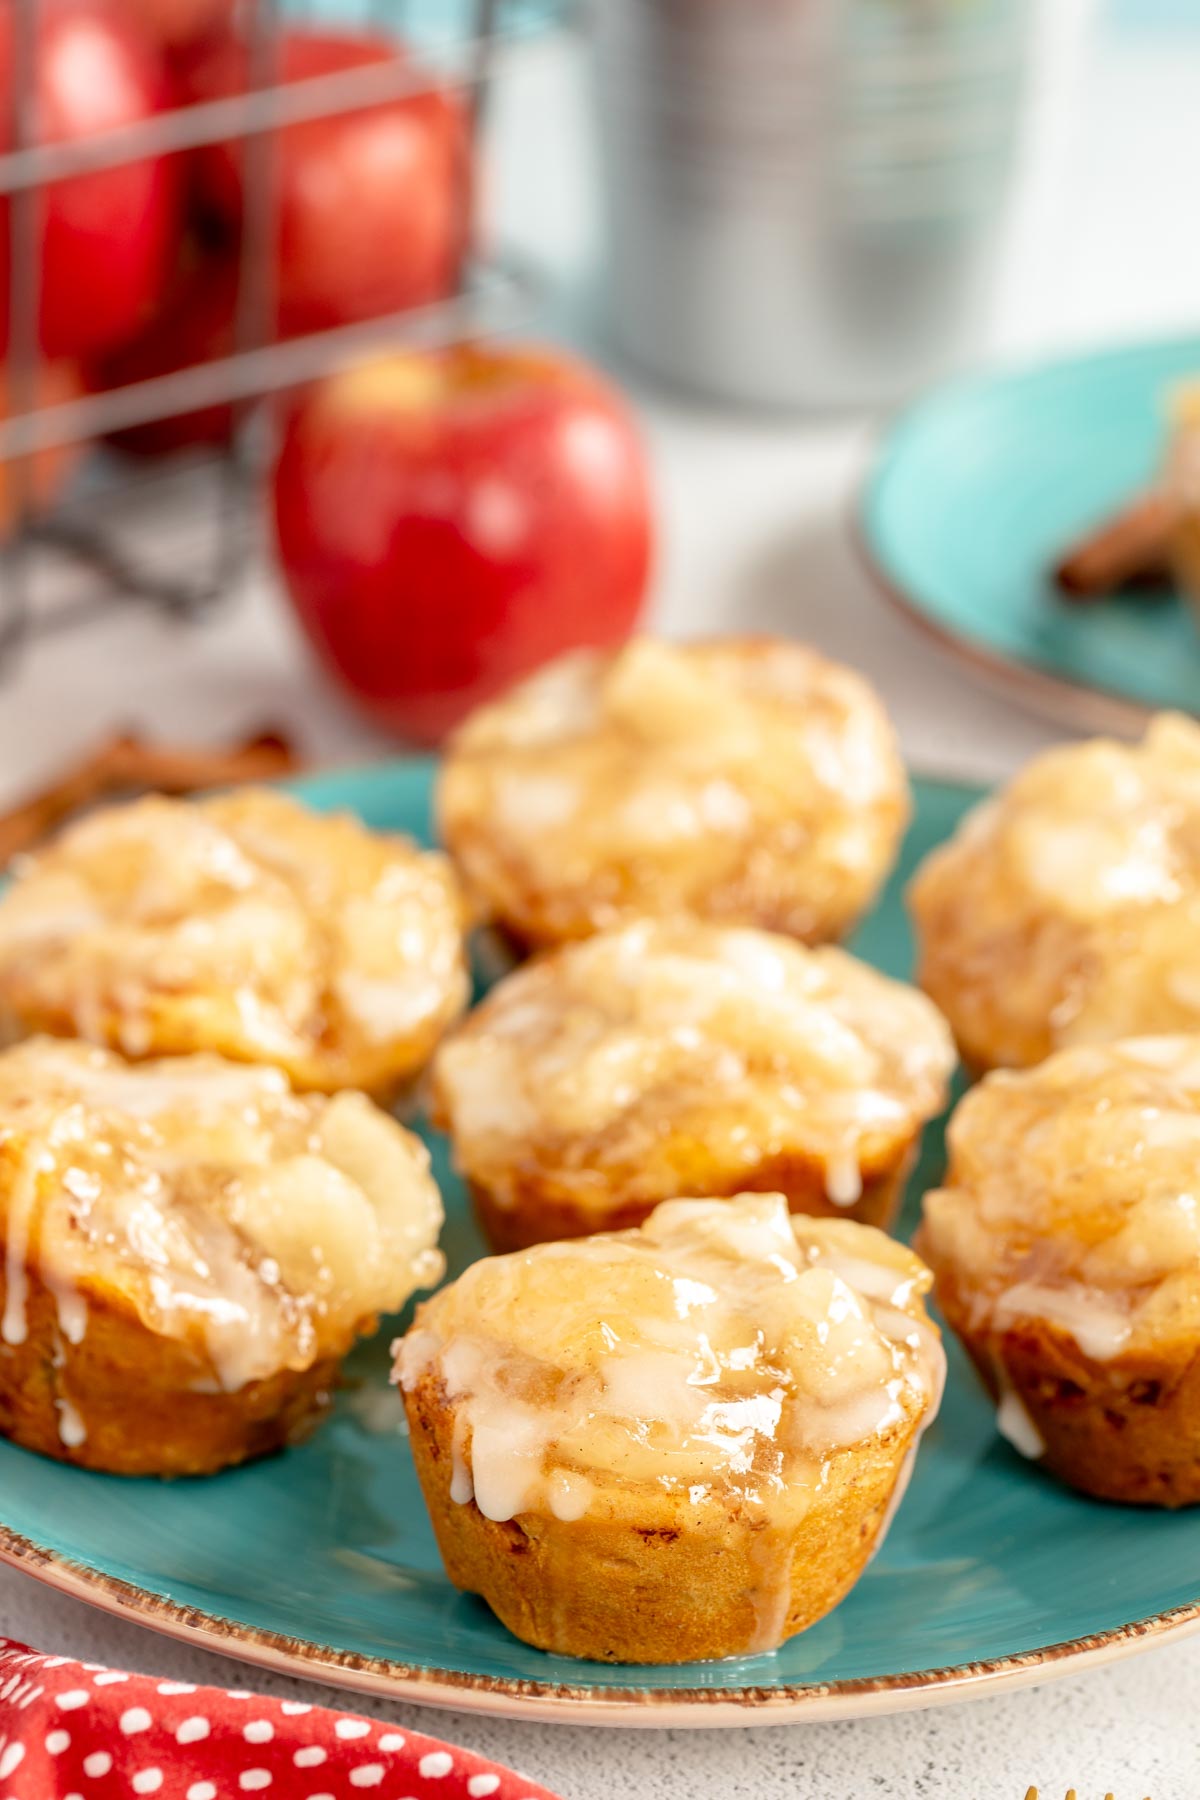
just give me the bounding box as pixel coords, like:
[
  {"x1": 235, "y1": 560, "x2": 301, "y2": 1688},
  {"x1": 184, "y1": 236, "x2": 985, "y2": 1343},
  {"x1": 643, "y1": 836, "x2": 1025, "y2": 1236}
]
[{"x1": 2, "y1": 14, "x2": 1200, "y2": 1798}]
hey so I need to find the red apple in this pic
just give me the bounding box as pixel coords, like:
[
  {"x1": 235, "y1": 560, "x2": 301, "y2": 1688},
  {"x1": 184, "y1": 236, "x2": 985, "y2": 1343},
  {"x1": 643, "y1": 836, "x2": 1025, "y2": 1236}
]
[
  {"x1": 125, "y1": 0, "x2": 233, "y2": 56},
  {"x1": 92, "y1": 242, "x2": 240, "y2": 455},
  {"x1": 0, "y1": 0, "x2": 179, "y2": 359},
  {"x1": 182, "y1": 29, "x2": 471, "y2": 338},
  {"x1": 271, "y1": 343, "x2": 655, "y2": 744}
]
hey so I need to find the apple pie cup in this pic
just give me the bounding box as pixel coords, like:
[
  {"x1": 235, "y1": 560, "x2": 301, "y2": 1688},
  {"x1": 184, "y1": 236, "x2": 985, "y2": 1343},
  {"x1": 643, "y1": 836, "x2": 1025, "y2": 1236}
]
[
  {"x1": 438, "y1": 635, "x2": 910, "y2": 953},
  {"x1": 430, "y1": 917, "x2": 956, "y2": 1252},
  {"x1": 0, "y1": 1039, "x2": 444, "y2": 1477},
  {"x1": 909, "y1": 713, "x2": 1200, "y2": 1075},
  {"x1": 0, "y1": 786, "x2": 470, "y2": 1102},
  {"x1": 920, "y1": 1035, "x2": 1200, "y2": 1506},
  {"x1": 396, "y1": 1193, "x2": 944, "y2": 1663}
]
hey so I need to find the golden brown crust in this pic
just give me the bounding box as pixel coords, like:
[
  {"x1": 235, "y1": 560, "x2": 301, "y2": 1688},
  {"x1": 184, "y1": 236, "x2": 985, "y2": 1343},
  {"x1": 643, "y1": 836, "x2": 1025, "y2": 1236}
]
[
  {"x1": 468, "y1": 1146, "x2": 912, "y2": 1254},
  {"x1": 930, "y1": 1263, "x2": 1200, "y2": 1508},
  {"x1": 403, "y1": 1366, "x2": 922, "y2": 1663},
  {"x1": 0, "y1": 1255, "x2": 350, "y2": 1478}
]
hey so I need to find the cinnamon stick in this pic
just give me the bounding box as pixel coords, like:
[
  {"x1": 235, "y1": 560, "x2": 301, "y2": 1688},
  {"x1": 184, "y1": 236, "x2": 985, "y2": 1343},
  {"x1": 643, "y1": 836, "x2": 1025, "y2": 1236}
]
[
  {"x1": 0, "y1": 727, "x2": 300, "y2": 866},
  {"x1": 1054, "y1": 490, "x2": 1180, "y2": 601}
]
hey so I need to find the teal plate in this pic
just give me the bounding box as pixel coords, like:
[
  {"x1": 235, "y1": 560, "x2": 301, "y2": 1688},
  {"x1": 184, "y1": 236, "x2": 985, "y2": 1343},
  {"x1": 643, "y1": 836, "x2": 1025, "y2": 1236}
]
[
  {"x1": 861, "y1": 334, "x2": 1200, "y2": 735},
  {"x1": 2, "y1": 760, "x2": 1199, "y2": 1727}
]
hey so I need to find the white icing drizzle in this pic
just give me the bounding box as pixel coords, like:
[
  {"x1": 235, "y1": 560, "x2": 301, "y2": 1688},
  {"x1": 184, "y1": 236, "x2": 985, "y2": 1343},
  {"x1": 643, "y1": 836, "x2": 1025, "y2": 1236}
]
[
  {"x1": 342, "y1": 1385, "x2": 408, "y2": 1437},
  {"x1": 923, "y1": 1035, "x2": 1200, "y2": 1363},
  {"x1": 55, "y1": 1396, "x2": 86, "y2": 1450},
  {"x1": 3, "y1": 1127, "x2": 70, "y2": 1346},
  {"x1": 546, "y1": 1470, "x2": 595, "y2": 1522},
  {"x1": 397, "y1": 1196, "x2": 943, "y2": 1552},
  {"x1": 993, "y1": 1283, "x2": 1134, "y2": 1362},
  {"x1": 1, "y1": 1154, "x2": 36, "y2": 1346},
  {"x1": 0, "y1": 1039, "x2": 444, "y2": 1392},
  {"x1": 744, "y1": 1500, "x2": 797, "y2": 1656},
  {"x1": 50, "y1": 1279, "x2": 89, "y2": 1347},
  {"x1": 433, "y1": 918, "x2": 954, "y2": 1214},
  {"x1": 824, "y1": 1146, "x2": 864, "y2": 1209},
  {"x1": 911, "y1": 715, "x2": 1200, "y2": 1064},
  {"x1": 0, "y1": 787, "x2": 468, "y2": 1083},
  {"x1": 438, "y1": 636, "x2": 910, "y2": 947},
  {"x1": 996, "y1": 1384, "x2": 1045, "y2": 1461}
]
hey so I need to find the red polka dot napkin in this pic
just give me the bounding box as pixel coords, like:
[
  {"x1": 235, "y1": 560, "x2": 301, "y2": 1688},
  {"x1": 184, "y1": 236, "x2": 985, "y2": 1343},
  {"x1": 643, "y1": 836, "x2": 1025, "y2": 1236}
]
[{"x1": 0, "y1": 1639, "x2": 564, "y2": 1800}]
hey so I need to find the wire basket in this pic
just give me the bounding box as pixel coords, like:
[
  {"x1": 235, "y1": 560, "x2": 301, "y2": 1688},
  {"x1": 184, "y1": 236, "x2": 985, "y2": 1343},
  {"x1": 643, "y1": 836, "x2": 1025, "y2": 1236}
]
[{"x1": 0, "y1": 0, "x2": 548, "y2": 673}]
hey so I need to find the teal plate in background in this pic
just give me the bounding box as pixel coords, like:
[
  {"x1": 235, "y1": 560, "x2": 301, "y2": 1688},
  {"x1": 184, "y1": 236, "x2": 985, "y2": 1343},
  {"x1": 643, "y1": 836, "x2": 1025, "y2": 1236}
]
[
  {"x1": 2, "y1": 759, "x2": 1199, "y2": 1727},
  {"x1": 861, "y1": 335, "x2": 1200, "y2": 735}
]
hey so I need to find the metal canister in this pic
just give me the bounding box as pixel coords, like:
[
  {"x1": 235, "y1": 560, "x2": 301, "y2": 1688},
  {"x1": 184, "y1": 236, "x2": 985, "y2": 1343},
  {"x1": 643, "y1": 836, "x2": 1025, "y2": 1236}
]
[{"x1": 591, "y1": 0, "x2": 1034, "y2": 409}]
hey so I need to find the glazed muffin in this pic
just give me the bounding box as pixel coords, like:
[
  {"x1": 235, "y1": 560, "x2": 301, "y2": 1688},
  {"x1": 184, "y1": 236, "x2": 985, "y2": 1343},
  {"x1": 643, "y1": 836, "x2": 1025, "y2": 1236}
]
[
  {"x1": 0, "y1": 786, "x2": 469, "y2": 1098},
  {"x1": 910, "y1": 714, "x2": 1200, "y2": 1074},
  {"x1": 396, "y1": 1192, "x2": 944, "y2": 1663},
  {"x1": 437, "y1": 635, "x2": 909, "y2": 951},
  {"x1": 430, "y1": 917, "x2": 956, "y2": 1252},
  {"x1": 921, "y1": 1036, "x2": 1200, "y2": 1506},
  {"x1": 0, "y1": 1037, "x2": 443, "y2": 1476}
]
